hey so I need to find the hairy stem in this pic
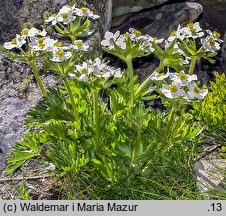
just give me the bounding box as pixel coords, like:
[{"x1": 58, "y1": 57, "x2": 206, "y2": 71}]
[
  {"x1": 189, "y1": 56, "x2": 198, "y2": 75},
  {"x1": 127, "y1": 58, "x2": 135, "y2": 107},
  {"x1": 29, "y1": 59, "x2": 46, "y2": 96}
]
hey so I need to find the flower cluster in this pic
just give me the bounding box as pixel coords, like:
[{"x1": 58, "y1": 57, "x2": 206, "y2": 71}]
[
  {"x1": 3, "y1": 25, "x2": 90, "y2": 63},
  {"x1": 45, "y1": 5, "x2": 99, "y2": 26},
  {"x1": 151, "y1": 69, "x2": 208, "y2": 100},
  {"x1": 3, "y1": 27, "x2": 47, "y2": 50},
  {"x1": 101, "y1": 28, "x2": 160, "y2": 53},
  {"x1": 73, "y1": 57, "x2": 123, "y2": 81},
  {"x1": 167, "y1": 22, "x2": 223, "y2": 53}
]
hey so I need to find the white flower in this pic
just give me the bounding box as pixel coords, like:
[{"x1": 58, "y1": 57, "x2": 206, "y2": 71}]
[
  {"x1": 51, "y1": 48, "x2": 72, "y2": 62},
  {"x1": 74, "y1": 7, "x2": 100, "y2": 19},
  {"x1": 112, "y1": 68, "x2": 123, "y2": 78},
  {"x1": 30, "y1": 37, "x2": 58, "y2": 51},
  {"x1": 206, "y1": 30, "x2": 223, "y2": 43},
  {"x1": 168, "y1": 25, "x2": 186, "y2": 42},
  {"x1": 125, "y1": 30, "x2": 155, "y2": 53},
  {"x1": 150, "y1": 69, "x2": 169, "y2": 81},
  {"x1": 57, "y1": 5, "x2": 76, "y2": 24},
  {"x1": 128, "y1": 28, "x2": 143, "y2": 41},
  {"x1": 88, "y1": 57, "x2": 123, "y2": 79},
  {"x1": 90, "y1": 58, "x2": 111, "y2": 78},
  {"x1": 115, "y1": 35, "x2": 127, "y2": 50},
  {"x1": 165, "y1": 40, "x2": 184, "y2": 55},
  {"x1": 160, "y1": 82, "x2": 185, "y2": 98},
  {"x1": 101, "y1": 31, "x2": 120, "y2": 49},
  {"x1": 147, "y1": 35, "x2": 164, "y2": 44},
  {"x1": 201, "y1": 36, "x2": 221, "y2": 52},
  {"x1": 169, "y1": 70, "x2": 197, "y2": 86},
  {"x1": 3, "y1": 34, "x2": 26, "y2": 50},
  {"x1": 181, "y1": 22, "x2": 204, "y2": 39},
  {"x1": 94, "y1": 68, "x2": 112, "y2": 78},
  {"x1": 75, "y1": 62, "x2": 92, "y2": 81},
  {"x1": 71, "y1": 40, "x2": 89, "y2": 51},
  {"x1": 186, "y1": 82, "x2": 208, "y2": 99},
  {"x1": 44, "y1": 13, "x2": 58, "y2": 25},
  {"x1": 20, "y1": 27, "x2": 47, "y2": 37}
]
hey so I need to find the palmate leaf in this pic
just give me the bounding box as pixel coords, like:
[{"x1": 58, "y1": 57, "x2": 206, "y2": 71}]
[
  {"x1": 26, "y1": 88, "x2": 74, "y2": 125},
  {"x1": 6, "y1": 132, "x2": 47, "y2": 175}
]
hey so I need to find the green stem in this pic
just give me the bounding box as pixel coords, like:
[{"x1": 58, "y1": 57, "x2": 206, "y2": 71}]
[
  {"x1": 134, "y1": 65, "x2": 162, "y2": 100},
  {"x1": 169, "y1": 106, "x2": 186, "y2": 142},
  {"x1": 93, "y1": 90, "x2": 100, "y2": 150},
  {"x1": 134, "y1": 74, "x2": 152, "y2": 100},
  {"x1": 189, "y1": 56, "x2": 198, "y2": 75},
  {"x1": 166, "y1": 108, "x2": 175, "y2": 138},
  {"x1": 63, "y1": 77, "x2": 79, "y2": 120},
  {"x1": 127, "y1": 58, "x2": 135, "y2": 107},
  {"x1": 29, "y1": 59, "x2": 46, "y2": 96}
]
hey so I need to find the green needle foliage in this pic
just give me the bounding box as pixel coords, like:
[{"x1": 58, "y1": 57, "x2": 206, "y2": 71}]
[{"x1": 194, "y1": 72, "x2": 226, "y2": 158}]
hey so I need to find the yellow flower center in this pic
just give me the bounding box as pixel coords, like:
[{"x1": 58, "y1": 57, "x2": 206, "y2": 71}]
[
  {"x1": 186, "y1": 23, "x2": 196, "y2": 34},
  {"x1": 134, "y1": 30, "x2": 142, "y2": 37},
  {"x1": 11, "y1": 38, "x2": 17, "y2": 45},
  {"x1": 99, "y1": 71, "x2": 104, "y2": 76},
  {"x1": 194, "y1": 86, "x2": 200, "y2": 94},
  {"x1": 213, "y1": 31, "x2": 221, "y2": 38},
  {"x1": 39, "y1": 43, "x2": 46, "y2": 49},
  {"x1": 169, "y1": 85, "x2": 178, "y2": 93},
  {"x1": 81, "y1": 7, "x2": 88, "y2": 13},
  {"x1": 61, "y1": 13, "x2": 69, "y2": 19},
  {"x1": 56, "y1": 50, "x2": 65, "y2": 57},
  {"x1": 81, "y1": 68, "x2": 87, "y2": 74},
  {"x1": 21, "y1": 29, "x2": 29, "y2": 36},
  {"x1": 170, "y1": 30, "x2": 176, "y2": 36},
  {"x1": 178, "y1": 73, "x2": 186, "y2": 80},
  {"x1": 51, "y1": 13, "x2": 57, "y2": 17},
  {"x1": 157, "y1": 72, "x2": 165, "y2": 78},
  {"x1": 75, "y1": 41, "x2": 83, "y2": 47},
  {"x1": 123, "y1": 33, "x2": 129, "y2": 39},
  {"x1": 54, "y1": 41, "x2": 63, "y2": 47},
  {"x1": 38, "y1": 38, "x2": 44, "y2": 44},
  {"x1": 152, "y1": 37, "x2": 158, "y2": 41},
  {"x1": 208, "y1": 38, "x2": 215, "y2": 46}
]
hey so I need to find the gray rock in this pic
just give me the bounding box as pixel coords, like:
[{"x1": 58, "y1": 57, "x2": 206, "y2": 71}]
[
  {"x1": 0, "y1": 52, "x2": 57, "y2": 174},
  {"x1": 112, "y1": 0, "x2": 169, "y2": 17},
  {"x1": 0, "y1": 0, "x2": 55, "y2": 43},
  {"x1": 112, "y1": 2, "x2": 203, "y2": 38},
  {"x1": 0, "y1": 97, "x2": 30, "y2": 172},
  {"x1": 0, "y1": 0, "x2": 111, "y2": 44},
  {"x1": 194, "y1": 159, "x2": 226, "y2": 195},
  {"x1": 189, "y1": 0, "x2": 226, "y2": 36}
]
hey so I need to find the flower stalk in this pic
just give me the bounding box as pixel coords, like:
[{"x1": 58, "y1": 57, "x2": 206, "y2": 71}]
[
  {"x1": 29, "y1": 59, "x2": 47, "y2": 96},
  {"x1": 63, "y1": 77, "x2": 79, "y2": 120},
  {"x1": 189, "y1": 56, "x2": 198, "y2": 75},
  {"x1": 93, "y1": 90, "x2": 101, "y2": 150},
  {"x1": 127, "y1": 57, "x2": 135, "y2": 107}
]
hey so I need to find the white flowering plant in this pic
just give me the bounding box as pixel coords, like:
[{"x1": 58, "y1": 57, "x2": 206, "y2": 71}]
[{"x1": 0, "y1": 3, "x2": 224, "y2": 199}]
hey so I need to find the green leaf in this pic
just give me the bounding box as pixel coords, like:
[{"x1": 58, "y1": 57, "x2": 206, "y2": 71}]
[
  {"x1": 6, "y1": 133, "x2": 46, "y2": 175},
  {"x1": 26, "y1": 88, "x2": 74, "y2": 125}
]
